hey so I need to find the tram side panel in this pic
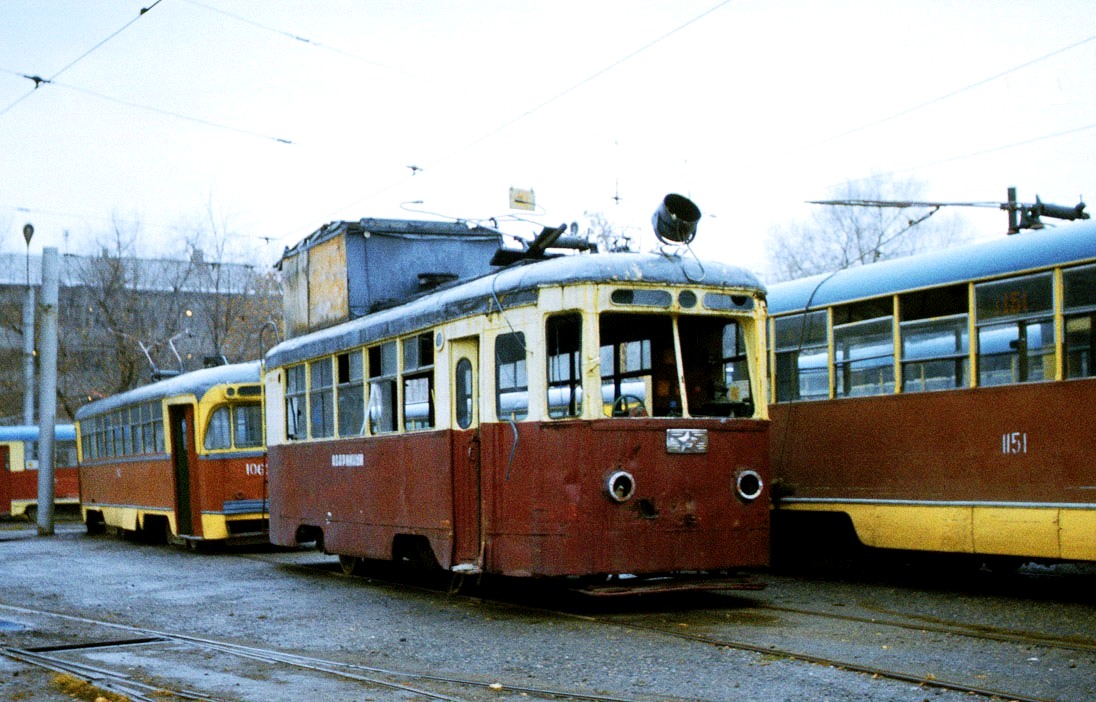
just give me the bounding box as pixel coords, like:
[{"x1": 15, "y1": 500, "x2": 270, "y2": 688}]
[
  {"x1": 268, "y1": 432, "x2": 456, "y2": 564},
  {"x1": 771, "y1": 378, "x2": 1096, "y2": 561},
  {"x1": 79, "y1": 457, "x2": 176, "y2": 532}
]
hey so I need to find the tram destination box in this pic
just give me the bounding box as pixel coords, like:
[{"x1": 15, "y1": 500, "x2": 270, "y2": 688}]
[{"x1": 278, "y1": 218, "x2": 501, "y2": 338}]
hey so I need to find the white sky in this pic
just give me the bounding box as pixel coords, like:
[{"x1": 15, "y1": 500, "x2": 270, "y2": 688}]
[{"x1": 1, "y1": 0, "x2": 1094, "y2": 278}]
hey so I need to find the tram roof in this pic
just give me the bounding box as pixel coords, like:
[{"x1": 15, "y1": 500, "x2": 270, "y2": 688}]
[
  {"x1": 0, "y1": 424, "x2": 76, "y2": 441},
  {"x1": 266, "y1": 251, "x2": 764, "y2": 368},
  {"x1": 74, "y1": 361, "x2": 262, "y2": 421},
  {"x1": 768, "y1": 219, "x2": 1096, "y2": 314}
]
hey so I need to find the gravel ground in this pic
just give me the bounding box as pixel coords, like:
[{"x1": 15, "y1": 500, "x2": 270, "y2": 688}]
[{"x1": 1, "y1": 519, "x2": 1091, "y2": 701}]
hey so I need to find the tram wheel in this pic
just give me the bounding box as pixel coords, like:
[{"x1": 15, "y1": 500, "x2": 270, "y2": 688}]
[{"x1": 23, "y1": 506, "x2": 37, "y2": 523}]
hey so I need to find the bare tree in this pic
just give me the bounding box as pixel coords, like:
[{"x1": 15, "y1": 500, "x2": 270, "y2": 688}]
[
  {"x1": 582, "y1": 210, "x2": 634, "y2": 252},
  {"x1": 173, "y1": 200, "x2": 283, "y2": 364},
  {"x1": 766, "y1": 175, "x2": 968, "y2": 282},
  {"x1": 60, "y1": 217, "x2": 198, "y2": 408}
]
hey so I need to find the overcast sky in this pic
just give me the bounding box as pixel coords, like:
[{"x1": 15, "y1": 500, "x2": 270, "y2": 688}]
[{"x1": 2, "y1": 1, "x2": 1094, "y2": 277}]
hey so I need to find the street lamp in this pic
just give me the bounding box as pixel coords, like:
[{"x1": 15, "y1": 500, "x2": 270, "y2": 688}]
[{"x1": 22, "y1": 223, "x2": 35, "y2": 425}]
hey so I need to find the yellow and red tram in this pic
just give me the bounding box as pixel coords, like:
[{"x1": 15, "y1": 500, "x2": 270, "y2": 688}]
[
  {"x1": 75, "y1": 362, "x2": 267, "y2": 545},
  {"x1": 264, "y1": 200, "x2": 771, "y2": 587},
  {"x1": 0, "y1": 424, "x2": 78, "y2": 521},
  {"x1": 768, "y1": 219, "x2": 1096, "y2": 565}
]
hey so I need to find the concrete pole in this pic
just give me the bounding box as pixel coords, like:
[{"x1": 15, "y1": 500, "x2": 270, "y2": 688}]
[
  {"x1": 36, "y1": 247, "x2": 59, "y2": 536},
  {"x1": 22, "y1": 286, "x2": 35, "y2": 424}
]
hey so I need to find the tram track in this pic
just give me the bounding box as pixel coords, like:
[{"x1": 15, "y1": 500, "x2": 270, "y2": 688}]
[
  {"x1": 0, "y1": 602, "x2": 672, "y2": 702},
  {"x1": 263, "y1": 556, "x2": 1083, "y2": 702},
  {"x1": 756, "y1": 601, "x2": 1096, "y2": 655}
]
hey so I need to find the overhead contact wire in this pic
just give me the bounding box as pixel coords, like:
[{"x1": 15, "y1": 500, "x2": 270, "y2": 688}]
[{"x1": 0, "y1": 0, "x2": 165, "y2": 118}]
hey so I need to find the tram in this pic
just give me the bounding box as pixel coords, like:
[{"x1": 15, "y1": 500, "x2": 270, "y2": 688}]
[
  {"x1": 768, "y1": 219, "x2": 1096, "y2": 565},
  {"x1": 75, "y1": 361, "x2": 267, "y2": 545},
  {"x1": 263, "y1": 197, "x2": 771, "y2": 589},
  {"x1": 0, "y1": 424, "x2": 78, "y2": 520}
]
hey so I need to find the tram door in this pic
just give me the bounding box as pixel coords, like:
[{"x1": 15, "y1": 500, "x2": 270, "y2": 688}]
[
  {"x1": 450, "y1": 336, "x2": 482, "y2": 570},
  {"x1": 169, "y1": 405, "x2": 202, "y2": 538}
]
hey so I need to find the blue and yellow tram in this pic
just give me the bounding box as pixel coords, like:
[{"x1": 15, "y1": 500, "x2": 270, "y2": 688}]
[
  {"x1": 0, "y1": 424, "x2": 78, "y2": 520},
  {"x1": 264, "y1": 199, "x2": 771, "y2": 587},
  {"x1": 768, "y1": 219, "x2": 1096, "y2": 564},
  {"x1": 76, "y1": 362, "x2": 267, "y2": 544}
]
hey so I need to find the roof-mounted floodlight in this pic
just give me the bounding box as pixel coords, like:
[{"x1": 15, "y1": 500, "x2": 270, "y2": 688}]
[{"x1": 652, "y1": 193, "x2": 701, "y2": 245}]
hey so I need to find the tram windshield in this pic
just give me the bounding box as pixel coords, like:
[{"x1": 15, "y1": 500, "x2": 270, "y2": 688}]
[{"x1": 599, "y1": 313, "x2": 753, "y2": 418}]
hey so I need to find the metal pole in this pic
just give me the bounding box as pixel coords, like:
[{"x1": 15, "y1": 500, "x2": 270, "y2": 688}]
[
  {"x1": 22, "y1": 287, "x2": 35, "y2": 424},
  {"x1": 36, "y1": 247, "x2": 59, "y2": 536},
  {"x1": 22, "y1": 223, "x2": 35, "y2": 425}
]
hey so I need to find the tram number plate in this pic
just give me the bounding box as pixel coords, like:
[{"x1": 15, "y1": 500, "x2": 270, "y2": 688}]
[{"x1": 666, "y1": 429, "x2": 708, "y2": 454}]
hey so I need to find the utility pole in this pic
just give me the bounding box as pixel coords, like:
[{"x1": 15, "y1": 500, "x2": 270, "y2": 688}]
[
  {"x1": 22, "y1": 223, "x2": 35, "y2": 425},
  {"x1": 36, "y1": 247, "x2": 59, "y2": 536}
]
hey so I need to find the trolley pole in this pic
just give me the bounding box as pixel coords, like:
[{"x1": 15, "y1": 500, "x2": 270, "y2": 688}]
[
  {"x1": 22, "y1": 223, "x2": 35, "y2": 425},
  {"x1": 36, "y1": 247, "x2": 59, "y2": 536}
]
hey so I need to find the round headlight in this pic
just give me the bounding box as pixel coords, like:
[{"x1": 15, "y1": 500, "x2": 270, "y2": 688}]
[
  {"x1": 604, "y1": 470, "x2": 636, "y2": 503},
  {"x1": 735, "y1": 468, "x2": 763, "y2": 502}
]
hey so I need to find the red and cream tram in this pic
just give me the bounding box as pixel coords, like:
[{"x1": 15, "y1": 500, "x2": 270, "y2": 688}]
[
  {"x1": 0, "y1": 424, "x2": 78, "y2": 521},
  {"x1": 263, "y1": 197, "x2": 770, "y2": 588},
  {"x1": 76, "y1": 362, "x2": 267, "y2": 545},
  {"x1": 768, "y1": 219, "x2": 1096, "y2": 565}
]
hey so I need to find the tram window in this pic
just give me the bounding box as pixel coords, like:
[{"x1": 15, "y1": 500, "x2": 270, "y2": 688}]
[
  {"x1": 547, "y1": 314, "x2": 582, "y2": 419},
  {"x1": 900, "y1": 314, "x2": 969, "y2": 392},
  {"x1": 978, "y1": 319, "x2": 1055, "y2": 386},
  {"x1": 976, "y1": 274, "x2": 1053, "y2": 386},
  {"x1": 976, "y1": 273, "x2": 1052, "y2": 322},
  {"x1": 1065, "y1": 314, "x2": 1095, "y2": 378},
  {"x1": 127, "y1": 406, "x2": 141, "y2": 454},
  {"x1": 773, "y1": 311, "x2": 828, "y2": 402},
  {"x1": 704, "y1": 292, "x2": 754, "y2": 311},
  {"x1": 309, "y1": 359, "x2": 335, "y2": 438},
  {"x1": 56, "y1": 439, "x2": 77, "y2": 468},
  {"x1": 235, "y1": 404, "x2": 263, "y2": 448},
  {"x1": 368, "y1": 341, "x2": 398, "y2": 434},
  {"x1": 285, "y1": 364, "x2": 306, "y2": 441},
  {"x1": 834, "y1": 316, "x2": 894, "y2": 397},
  {"x1": 611, "y1": 289, "x2": 672, "y2": 307},
  {"x1": 105, "y1": 413, "x2": 117, "y2": 457},
  {"x1": 403, "y1": 333, "x2": 435, "y2": 431},
  {"x1": 86, "y1": 418, "x2": 98, "y2": 460},
  {"x1": 152, "y1": 402, "x2": 164, "y2": 453},
  {"x1": 599, "y1": 313, "x2": 660, "y2": 416},
  {"x1": 205, "y1": 407, "x2": 232, "y2": 450},
  {"x1": 680, "y1": 317, "x2": 753, "y2": 417},
  {"x1": 495, "y1": 333, "x2": 528, "y2": 421},
  {"x1": 455, "y1": 358, "x2": 474, "y2": 429},
  {"x1": 121, "y1": 408, "x2": 133, "y2": 455},
  {"x1": 1063, "y1": 264, "x2": 1096, "y2": 378},
  {"x1": 139, "y1": 403, "x2": 153, "y2": 454},
  {"x1": 337, "y1": 351, "x2": 365, "y2": 436}
]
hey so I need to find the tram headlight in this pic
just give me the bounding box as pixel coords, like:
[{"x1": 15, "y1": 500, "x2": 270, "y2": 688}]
[
  {"x1": 734, "y1": 468, "x2": 763, "y2": 502},
  {"x1": 604, "y1": 469, "x2": 637, "y2": 503}
]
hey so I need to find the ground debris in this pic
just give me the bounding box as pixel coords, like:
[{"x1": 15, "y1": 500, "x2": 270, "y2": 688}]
[{"x1": 51, "y1": 673, "x2": 131, "y2": 702}]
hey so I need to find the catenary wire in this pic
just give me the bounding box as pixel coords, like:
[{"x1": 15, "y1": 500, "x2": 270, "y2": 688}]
[
  {"x1": 272, "y1": 0, "x2": 737, "y2": 243},
  {"x1": 0, "y1": 0, "x2": 164, "y2": 118}
]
